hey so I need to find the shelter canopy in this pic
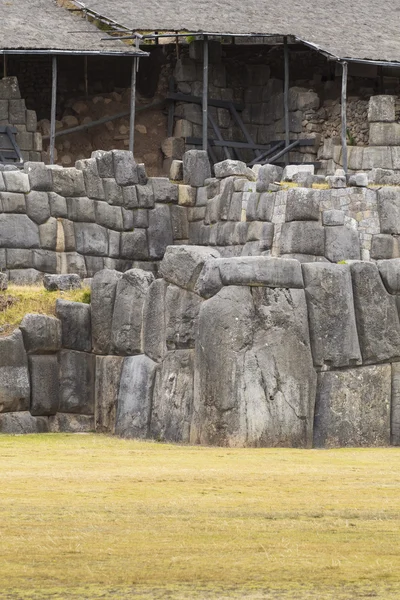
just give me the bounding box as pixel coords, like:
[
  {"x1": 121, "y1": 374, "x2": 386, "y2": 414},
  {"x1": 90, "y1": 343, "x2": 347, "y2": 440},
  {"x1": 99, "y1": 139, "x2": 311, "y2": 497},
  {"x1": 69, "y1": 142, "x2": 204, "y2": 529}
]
[
  {"x1": 0, "y1": 0, "x2": 146, "y2": 56},
  {"x1": 81, "y1": 0, "x2": 400, "y2": 64}
]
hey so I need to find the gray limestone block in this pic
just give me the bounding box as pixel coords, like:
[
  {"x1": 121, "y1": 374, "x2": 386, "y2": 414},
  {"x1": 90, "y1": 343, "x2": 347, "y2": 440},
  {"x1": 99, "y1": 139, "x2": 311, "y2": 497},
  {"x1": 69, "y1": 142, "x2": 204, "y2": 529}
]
[
  {"x1": 0, "y1": 77, "x2": 21, "y2": 99},
  {"x1": 112, "y1": 150, "x2": 139, "y2": 186},
  {"x1": 59, "y1": 219, "x2": 76, "y2": 251},
  {"x1": 363, "y1": 147, "x2": 393, "y2": 170},
  {"x1": 137, "y1": 163, "x2": 148, "y2": 185},
  {"x1": 29, "y1": 355, "x2": 59, "y2": 416},
  {"x1": 391, "y1": 363, "x2": 400, "y2": 445},
  {"x1": 50, "y1": 167, "x2": 86, "y2": 197},
  {"x1": 93, "y1": 150, "x2": 114, "y2": 178},
  {"x1": 58, "y1": 349, "x2": 95, "y2": 414},
  {"x1": 48, "y1": 193, "x2": 67, "y2": 218},
  {"x1": 26, "y1": 109, "x2": 37, "y2": 133},
  {"x1": 76, "y1": 158, "x2": 105, "y2": 200},
  {"x1": 170, "y1": 205, "x2": 189, "y2": 239},
  {"x1": 151, "y1": 177, "x2": 178, "y2": 203},
  {"x1": 25, "y1": 191, "x2": 50, "y2": 225},
  {"x1": 16, "y1": 131, "x2": 33, "y2": 151},
  {"x1": 131, "y1": 208, "x2": 149, "y2": 229},
  {"x1": 350, "y1": 261, "x2": 400, "y2": 363},
  {"x1": 48, "y1": 413, "x2": 94, "y2": 433},
  {"x1": 94, "y1": 201, "x2": 123, "y2": 230},
  {"x1": 63, "y1": 252, "x2": 87, "y2": 278},
  {"x1": 232, "y1": 221, "x2": 249, "y2": 245},
  {"x1": 325, "y1": 226, "x2": 361, "y2": 262},
  {"x1": 108, "y1": 230, "x2": 121, "y2": 258},
  {"x1": 368, "y1": 168, "x2": 400, "y2": 185},
  {"x1": 348, "y1": 173, "x2": 368, "y2": 188},
  {"x1": 194, "y1": 259, "x2": 223, "y2": 298},
  {"x1": 8, "y1": 269, "x2": 43, "y2": 286},
  {"x1": 313, "y1": 366, "x2": 391, "y2": 448},
  {"x1": 120, "y1": 230, "x2": 148, "y2": 260},
  {"x1": 74, "y1": 223, "x2": 108, "y2": 256},
  {"x1": 150, "y1": 350, "x2": 194, "y2": 443},
  {"x1": 0, "y1": 172, "x2": 5, "y2": 192},
  {"x1": 322, "y1": 209, "x2": 345, "y2": 226},
  {"x1": 142, "y1": 279, "x2": 168, "y2": 362},
  {"x1": 170, "y1": 159, "x2": 183, "y2": 181},
  {"x1": 9, "y1": 99, "x2": 26, "y2": 124},
  {"x1": 245, "y1": 192, "x2": 260, "y2": 221},
  {"x1": 20, "y1": 314, "x2": 61, "y2": 354},
  {"x1": 85, "y1": 255, "x2": 105, "y2": 277},
  {"x1": 377, "y1": 187, "x2": 400, "y2": 234},
  {"x1": 280, "y1": 221, "x2": 325, "y2": 256},
  {"x1": 6, "y1": 249, "x2": 33, "y2": 269},
  {"x1": 165, "y1": 285, "x2": 202, "y2": 350},
  {"x1": 0, "y1": 412, "x2": 48, "y2": 434},
  {"x1": 160, "y1": 245, "x2": 221, "y2": 291},
  {"x1": 191, "y1": 285, "x2": 315, "y2": 447},
  {"x1": 24, "y1": 162, "x2": 53, "y2": 192},
  {"x1": 111, "y1": 269, "x2": 154, "y2": 356},
  {"x1": 371, "y1": 234, "x2": 399, "y2": 260},
  {"x1": 0, "y1": 272, "x2": 7, "y2": 290},
  {"x1": 0, "y1": 99, "x2": 7, "y2": 120},
  {"x1": 302, "y1": 263, "x2": 362, "y2": 368},
  {"x1": 91, "y1": 268, "x2": 122, "y2": 355},
  {"x1": 0, "y1": 330, "x2": 30, "y2": 413},
  {"x1": 39, "y1": 217, "x2": 57, "y2": 250},
  {"x1": 256, "y1": 164, "x2": 283, "y2": 192},
  {"x1": 369, "y1": 123, "x2": 400, "y2": 146},
  {"x1": 67, "y1": 197, "x2": 95, "y2": 222},
  {"x1": 257, "y1": 192, "x2": 275, "y2": 221},
  {"x1": 43, "y1": 273, "x2": 81, "y2": 291},
  {"x1": 377, "y1": 258, "x2": 400, "y2": 293},
  {"x1": 103, "y1": 178, "x2": 124, "y2": 206},
  {"x1": 217, "y1": 256, "x2": 304, "y2": 288},
  {"x1": 227, "y1": 192, "x2": 242, "y2": 221},
  {"x1": 214, "y1": 160, "x2": 255, "y2": 181},
  {"x1": 32, "y1": 249, "x2": 57, "y2": 274},
  {"x1": 216, "y1": 221, "x2": 235, "y2": 246},
  {"x1": 285, "y1": 188, "x2": 320, "y2": 222},
  {"x1": 135, "y1": 183, "x2": 154, "y2": 208},
  {"x1": 95, "y1": 355, "x2": 124, "y2": 434},
  {"x1": 183, "y1": 150, "x2": 211, "y2": 187},
  {"x1": 246, "y1": 222, "x2": 274, "y2": 248},
  {"x1": 122, "y1": 208, "x2": 134, "y2": 230},
  {"x1": 56, "y1": 299, "x2": 91, "y2": 353},
  {"x1": 368, "y1": 95, "x2": 395, "y2": 122},
  {"x1": 115, "y1": 354, "x2": 157, "y2": 438},
  {"x1": 148, "y1": 204, "x2": 174, "y2": 260},
  {"x1": 0, "y1": 191, "x2": 26, "y2": 213}
]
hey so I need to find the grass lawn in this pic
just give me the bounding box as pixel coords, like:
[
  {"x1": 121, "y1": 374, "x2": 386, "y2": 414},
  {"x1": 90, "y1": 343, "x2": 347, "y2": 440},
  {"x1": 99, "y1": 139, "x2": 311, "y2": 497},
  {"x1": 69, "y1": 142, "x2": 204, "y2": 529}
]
[{"x1": 1, "y1": 435, "x2": 400, "y2": 599}]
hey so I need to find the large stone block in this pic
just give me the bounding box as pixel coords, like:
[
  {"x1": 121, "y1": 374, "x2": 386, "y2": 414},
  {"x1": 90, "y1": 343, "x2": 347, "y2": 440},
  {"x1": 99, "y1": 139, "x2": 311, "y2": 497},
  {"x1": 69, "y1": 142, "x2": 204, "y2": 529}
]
[
  {"x1": 151, "y1": 177, "x2": 178, "y2": 203},
  {"x1": 147, "y1": 204, "x2": 173, "y2": 260},
  {"x1": 29, "y1": 355, "x2": 59, "y2": 416},
  {"x1": 256, "y1": 164, "x2": 283, "y2": 192},
  {"x1": 350, "y1": 261, "x2": 400, "y2": 363},
  {"x1": 371, "y1": 235, "x2": 399, "y2": 260},
  {"x1": 377, "y1": 187, "x2": 400, "y2": 234},
  {"x1": 91, "y1": 269, "x2": 122, "y2": 355},
  {"x1": 67, "y1": 197, "x2": 95, "y2": 222},
  {"x1": 25, "y1": 191, "x2": 50, "y2": 224},
  {"x1": 0, "y1": 214, "x2": 39, "y2": 249},
  {"x1": 3, "y1": 170, "x2": 30, "y2": 193},
  {"x1": 0, "y1": 191, "x2": 26, "y2": 213},
  {"x1": 20, "y1": 314, "x2": 61, "y2": 354},
  {"x1": 217, "y1": 256, "x2": 304, "y2": 288},
  {"x1": 183, "y1": 150, "x2": 211, "y2": 187},
  {"x1": 142, "y1": 279, "x2": 167, "y2": 362},
  {"x1": 363, "y1": 146, "x2": 393, "y2": 169},
  {"x1": 94, "y1": 201, "x2": 123, "y2": 230},
  {"x1": 378, "y1": 258, "x2": 400, "y2": 293},
  {"x1": 74, "y1": 223, "x2": 108, "y2": 256},
  {"x1": 95, "y1": 355, "x2": 124, "y2": 433},
  {"x1": 314, "y1": 366, "x2": 391, "y2": 448},
  {"x1": 115, "y1": 354, "x2": 157, "y2": 438},
  {"x1": 50, "y1": 167, "x2": 86, "y2": 197},
  {"x1": 191, "y1": 285, "x2": 316, "y2": 447},
  {"x1": 56, "y1": 299, "x2": 91, "y2": 353},
  {"x1": 76, "y1": 157, "x2": 105, "y2": 200},
  {"x1": 165, "y1": 285, "x2": 202, "y2": 350},
  {"x1": 369, "y1": 123, "x2": 400, "y2": 146},
  {"x1": 0, "y1": 330, "x2": 30, "y2": 413},
  {"x1": 93, "y1": 150, "x2": 114, "y2": 178},
  {"x1": 285, "y1": 188, "x2": 319, "y2": 222},
  {"x1": 150, "y1": 350, "x2": 194, "y2": 442},
  {"x1": 160, "y1": 245, "x2": 220, "y2": 291},
  {"x1": 48, "y1": 413, "x2": 94, "y2": 433},
  {"x1": 280, "y1": 221, "x2": 325, "y2": 256},
  {"x1": 368, "y1": 95, "x2": 396, "y2": 122},
  {"x1": 0, "y1": 412, "x2": 48, "y2": 434},
  {"x1": 112, "y1": 150, "x2": 139, "y2": 186},
  {"x1": 39, "y1": 217, "x2": 58, "y2": 250},
  {"x1": 120, "y1": 230, "x2": 148, "y2": 260},
  {"x1": 325, "y1": 226, "x2": 361, "y2": 262},
  {"x1": 111, "y1": 269, "x2": 154, "y2": 355},
  {"x1": 302, "y1": 263, "x2": 362, "y2": 367},
  {"x1": 58, "y1": 350, "x2": 95, "y2": 414},
  {"x1": 24, "y1": 162, "x2": 53, "y2": 192}
]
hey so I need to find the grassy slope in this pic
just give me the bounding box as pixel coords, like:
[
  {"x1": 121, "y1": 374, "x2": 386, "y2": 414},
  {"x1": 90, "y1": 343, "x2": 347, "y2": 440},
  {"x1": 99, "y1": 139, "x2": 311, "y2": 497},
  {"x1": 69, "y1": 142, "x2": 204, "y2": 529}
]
[
  {"x1": 0, "y1": 435, "x2": 400, "y2": 599},
  {"x1": 0, "y1": 285, "x2": 90, "y2": 336}
]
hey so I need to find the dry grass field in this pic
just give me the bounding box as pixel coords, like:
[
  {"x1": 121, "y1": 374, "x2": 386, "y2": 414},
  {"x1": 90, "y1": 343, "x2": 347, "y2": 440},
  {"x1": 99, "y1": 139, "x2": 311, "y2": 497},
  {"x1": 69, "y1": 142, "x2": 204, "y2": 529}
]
[{"x1": 1, "y1": 434, "x2": 400, "y2": 599}]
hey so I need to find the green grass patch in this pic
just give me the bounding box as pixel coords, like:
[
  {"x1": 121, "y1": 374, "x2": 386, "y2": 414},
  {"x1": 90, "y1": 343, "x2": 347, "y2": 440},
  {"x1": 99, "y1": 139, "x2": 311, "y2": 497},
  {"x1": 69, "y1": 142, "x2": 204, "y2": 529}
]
[
  {"x1": 1, "y1": 435, "x2": 400, "y2": 598},
  {"x1": 0, "y1": 285, "x2": 90, "y2": 336}
]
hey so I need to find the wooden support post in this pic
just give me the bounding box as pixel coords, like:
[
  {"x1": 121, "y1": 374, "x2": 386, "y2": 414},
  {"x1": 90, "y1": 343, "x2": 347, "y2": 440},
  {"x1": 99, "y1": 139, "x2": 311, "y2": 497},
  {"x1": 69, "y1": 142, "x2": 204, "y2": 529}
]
[
  {"x1": 341, "y1": 61, "x2": 348, "y2": 176},
  {"x1": 202, "y1": 35, "x2": 209, "y2": 152},
  {"x1": 284, "y1": 37, "x2": 290, "y2": 166},
  {"x1": 50, "y1": 55, "x2": 58, "y2": 165},
  {"x1": 129, "y1": 56, "x2": 137, "y2": 154}
]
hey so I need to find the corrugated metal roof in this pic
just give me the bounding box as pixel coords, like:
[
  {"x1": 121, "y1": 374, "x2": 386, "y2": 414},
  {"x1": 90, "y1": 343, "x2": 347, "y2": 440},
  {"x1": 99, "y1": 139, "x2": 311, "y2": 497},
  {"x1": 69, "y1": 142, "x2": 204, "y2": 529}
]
[
  {"x1": 81, "y1": 0, "x2": 400, "y2": 64},
  {"x1": 0, "y1": 0, "x2": 146, "y2": 56}
]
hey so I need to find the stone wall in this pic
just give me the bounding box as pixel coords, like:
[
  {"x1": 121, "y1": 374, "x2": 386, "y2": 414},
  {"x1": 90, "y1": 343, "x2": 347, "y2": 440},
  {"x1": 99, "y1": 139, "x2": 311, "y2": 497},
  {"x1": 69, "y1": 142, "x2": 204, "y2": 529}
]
[{"x1": 3, "y1": 247, "x2": 400, "y2": 449}]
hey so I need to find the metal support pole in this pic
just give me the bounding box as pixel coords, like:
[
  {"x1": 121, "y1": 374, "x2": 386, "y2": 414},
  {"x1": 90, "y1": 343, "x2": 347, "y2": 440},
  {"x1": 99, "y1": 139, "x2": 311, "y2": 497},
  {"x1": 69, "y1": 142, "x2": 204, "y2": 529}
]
[
  {"x1": 341, "y1": 61, "x2": 348, "y2": 175},
  {"x1": 284, "y1": 37, "x2": 290, "y2": 165},
  {"x1": 202, "y1": 35, "x2": 209, "y2": 152},
  {"x1": 50, "y1": 55, "x2": 58, "y2": 165},
  {"x1": 129, "y1": 56, "x2": 137, "y2": 154}
]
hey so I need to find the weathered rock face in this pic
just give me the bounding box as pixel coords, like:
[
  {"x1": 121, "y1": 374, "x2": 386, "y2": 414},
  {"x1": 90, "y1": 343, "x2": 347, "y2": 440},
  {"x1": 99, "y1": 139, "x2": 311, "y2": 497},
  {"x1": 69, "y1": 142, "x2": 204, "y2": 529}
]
[
  {"x1": 58, "y1": 350, "x2": 95, "y2": 415},
  {"x1": 29, "y1": 355, "x2": 59, "y2": 416},
  {"x1": 91, "y1": 269, "x2": 122, "y2": 355},
  {"x1": 165, "y1": 285, "x2": 202, "y2": 350},
  {"x1": 0, "y1": 412, "x2": 49, "y2": 434},
  {"x1": 302, "y1": 263, "x2": 362, "y2": 368},
  {"x1": 95, "y1": 355, "x2": 124, "y2": 433},
  {"x1": 142, "y1": 279, "x2": 167, "y2": 362},
  {"x1": 19, "y1": 314, "x2": 61, "y2": 354},
  {"x1": 0, "y1": 330, "x2": 30, "y2": 413},
  {"x1": 314, "y1": 366, "x2": 391, "y2": 448},
  {"x1": 191, "y1": 285, "x2": 316, "y2": 447}
]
